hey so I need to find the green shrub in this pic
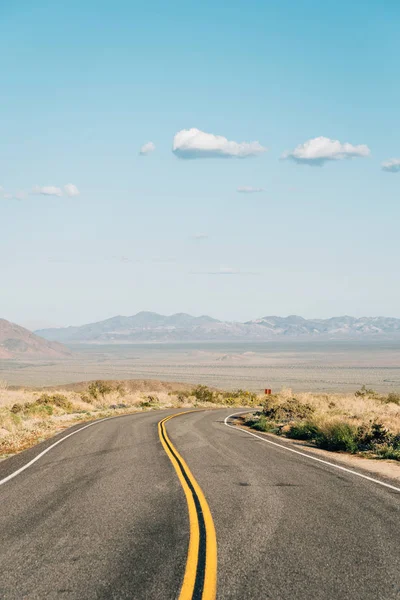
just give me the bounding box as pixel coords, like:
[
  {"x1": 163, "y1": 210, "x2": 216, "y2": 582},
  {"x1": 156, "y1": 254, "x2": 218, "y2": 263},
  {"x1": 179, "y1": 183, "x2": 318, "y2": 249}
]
[
  {"x1": 174, "y1": 391, "x2": 190, "y2": 403},
  {"x1": 36, "y1": 393, "x2": 73, "y2": 411},
  {"x1": 287, "y1": 421, "x2": 319, "y2": 440},
  {"x1": 192, "y1": 385, "x2": 215, "y2": 403},
  {"x1": 355, "y1": 385, "x2": 379, "y2": 399},
  {"x1": 249, "y1": 415, "x2": 277, "y2": 432},
  {"x1": 374, "y1": 444, "x2": 400, "y2": 461},
  {"x1": 314, "y1": 422, "x2": 358, "y2": 453},
  {"x1": 224, "y1": 389, "x2": 259, "y2": 405},
  {"x1": 87, "y1": 381, "x2": 113, "y2": 399},
  {"x1": 25, "y1": 403, "x2": 54, "y2": 417},
  {"x1": 384, "y1": 392, "x2": 400, "y2": 405}
]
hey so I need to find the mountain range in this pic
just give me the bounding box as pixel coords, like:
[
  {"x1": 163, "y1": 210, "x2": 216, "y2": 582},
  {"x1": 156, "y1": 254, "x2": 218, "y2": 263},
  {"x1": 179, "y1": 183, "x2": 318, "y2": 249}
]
[
  {"x1": 0, "y1": 319, "x2": 72, "y2": 359},
  {"x1": 35, "y1": 312, "x2": 400, "y2": 344}
]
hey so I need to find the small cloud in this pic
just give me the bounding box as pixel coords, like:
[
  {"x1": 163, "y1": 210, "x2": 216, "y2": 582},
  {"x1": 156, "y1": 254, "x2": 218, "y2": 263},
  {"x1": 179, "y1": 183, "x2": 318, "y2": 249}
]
[
  {"x1": 0, "y1": 187, "x2": 26, "y2": 200},
  {"x1": 237, "y1": 186, "x2": 265, "y2": 193},
  {"x1": 192, "y1": 233, "x2": 209, "y2": 240},
  {"x1": 64, "y1": 183, "x2": 80, "y2": 196},
  {"x1": 32, "y1": 185, "x2": 63, "y2": 197},
  {"x1": 381, "y1": 158, "x2": 400, "y2": 173},
  {"x1": 139, "y1": 141, "x2": 156, "y2": 155},
  {"x1": 173, "y1": 128, "x2": 267, "y2": 159},
  {"x1": 282, "y1": 136, "x2": 370, "y2": 166}
]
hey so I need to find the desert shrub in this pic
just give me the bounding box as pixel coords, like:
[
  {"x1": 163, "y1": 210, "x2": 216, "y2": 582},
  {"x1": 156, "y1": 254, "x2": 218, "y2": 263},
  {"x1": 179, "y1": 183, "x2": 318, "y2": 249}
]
[
  {"x1": 10, "y1": 403, "x2": 24, "y2": 414},
  {"x1": 170, "y1": 390, "x2": 190, "y2": 398},
  {"x1": 231, "y1": 389, "x2": 258, "y2": 402},
  {"x1": 80, "y1": 393, "x2": 92, "y2": 404},
  {"x1": 243, "y1": 413, "x2": 261, "y2": 426},
  {"x1": 222, "y1": 396, "x2": 239, "y2": 406},
  {"x1": 140, "y1": 395, "x2": 159, "y2": 408},
  {"x1": 374, "y1": 444, "x2": 400, "y2": 461},
  {"x1": 249, "y1": 415, "x2": 277, "y2": 433},
  {"x1": 87, "y1": 381, "x2": 113, "y2": 400},
  {"x1": 262, "y1": 397, "x2": 314, "y2": 422},
  {"x1": 192, "y1": 385, "x2": 215, "y2": 403},
  {"x1": 287, "y1": 421, "x2": 319, "y2": 440},
  {"x1": 314, "y1": 421, "x2": 358, "y2": 453},
  {"x1": 25, "y1": 403, "x2": 54, "y2": 417},
  {"x1": 384, "y1": 392, "x2": 400, "y2": 405},
  {"x1": 222, "y1": 389, "x2": 259, "y2": 406},
  {"x1": 36, "y1": 393, "x2": 73, "y2": 411},
  {"x1": 354, "y1": 422, "x2": 393, "y2": 451},
  {"x1": 355, "y1": 385, "x2": 379, "y2": 399},
  {"x1": 115, "y1": 383, "x2": 126, "y2": 397},
  {"x1": 172, "y1": 391, "x2": 190, "y2": 403}
]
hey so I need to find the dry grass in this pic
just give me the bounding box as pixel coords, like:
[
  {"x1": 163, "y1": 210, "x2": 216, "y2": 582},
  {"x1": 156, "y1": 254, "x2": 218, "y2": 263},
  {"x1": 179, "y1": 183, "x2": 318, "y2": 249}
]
[
  {"x1": 247, "y1": 387, "x2": 400, "y2": 460},
  {"x1": 275, "y1": 387, "x2": 400, "y2": 434},
  {"x1": 2, "y1": 379, "x2": 400, "y2": 461},
  {"x1": 0, "y1": 380, "x2": 257, "y2": 457}
]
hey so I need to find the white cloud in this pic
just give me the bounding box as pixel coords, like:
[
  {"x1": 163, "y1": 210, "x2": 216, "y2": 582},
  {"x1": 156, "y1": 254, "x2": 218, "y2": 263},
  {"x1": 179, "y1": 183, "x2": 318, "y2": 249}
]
[
  {"x1": 64, "y1": 183, "x2": 80, "y2": 197},
  {"x1": 139, "y1": 141, "x2": 156, "y2": 155},
  {"x1": 282, "y1": 136, "x2": 370, "y2": 166},
  {"x1": 0, "y1": 187, "x2": 25, "y2": 200},
  {"x1": 237, "y1": 186, "x2": 265, "y2": 193},
  {"x1": 173, "y1": 128, "x2": 267, "y2": 159},
  {"x1": 381, "y1": 158, "x2": 400, "y2": 173},
  {"x1": 32, "y1": 185, "x2": 63, "y2": 197}
]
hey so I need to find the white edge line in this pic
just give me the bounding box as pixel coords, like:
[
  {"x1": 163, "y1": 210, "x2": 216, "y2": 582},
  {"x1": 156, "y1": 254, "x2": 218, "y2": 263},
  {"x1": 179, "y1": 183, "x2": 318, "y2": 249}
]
[
  {"x1": 224, "y1": 411, "x2": 400, "y2": 494},
  {"x1": 0, "y1": 415, "x2": 119, "y2": 487}
]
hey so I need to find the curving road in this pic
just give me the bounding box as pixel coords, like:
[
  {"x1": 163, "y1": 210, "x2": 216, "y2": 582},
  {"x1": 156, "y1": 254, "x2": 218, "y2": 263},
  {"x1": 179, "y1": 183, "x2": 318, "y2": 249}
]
[{"x1": 0, "y1": 409, "x2": 399, "y2": 599}]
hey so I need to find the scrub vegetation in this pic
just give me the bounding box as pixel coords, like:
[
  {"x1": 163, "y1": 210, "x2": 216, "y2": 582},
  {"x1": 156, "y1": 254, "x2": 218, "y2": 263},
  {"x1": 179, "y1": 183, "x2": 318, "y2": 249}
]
[
  {"x1": 1, "y1": 379, "x2": 399, "y2": 463},
  {"x1": 246, "y1": 387, "x2": 400, "y2": 461},
  {"x1": 0, "y1": 380, "x2": 258, "y2": 457}
]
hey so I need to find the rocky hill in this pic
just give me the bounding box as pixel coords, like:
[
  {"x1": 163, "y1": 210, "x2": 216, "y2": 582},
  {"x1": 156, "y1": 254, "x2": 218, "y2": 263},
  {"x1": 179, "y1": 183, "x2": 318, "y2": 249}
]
[
  {"x1": 35, "y1": 312, "x2": 400, "y2": 343},
  {"x1": 0, "y1": 319, "x2": 72, "y2": 359}
]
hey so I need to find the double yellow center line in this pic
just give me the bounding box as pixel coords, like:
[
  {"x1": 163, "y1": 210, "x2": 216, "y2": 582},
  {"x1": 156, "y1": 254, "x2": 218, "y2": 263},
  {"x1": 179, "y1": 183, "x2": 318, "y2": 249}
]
[{"x1": 158, "y1": 412, "x2": 217, "y2": 600}]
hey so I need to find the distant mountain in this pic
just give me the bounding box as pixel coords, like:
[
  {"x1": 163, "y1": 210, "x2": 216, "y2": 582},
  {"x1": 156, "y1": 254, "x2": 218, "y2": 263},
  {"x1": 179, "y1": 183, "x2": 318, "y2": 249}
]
[
  {"x1": 35, "y1": 312, "x2": 400, "y2": 344},
  {"x1": 247, "y1": 315, "x2": 400, "y2": 337},
  {"x1": 0, "y1": 319, "x2": 72, "y2": 359}
]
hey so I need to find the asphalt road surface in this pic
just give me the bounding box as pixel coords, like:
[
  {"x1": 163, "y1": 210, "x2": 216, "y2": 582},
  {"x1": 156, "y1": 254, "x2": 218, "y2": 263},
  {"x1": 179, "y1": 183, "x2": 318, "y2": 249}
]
[{"x1": 1, "y1": 408, "x2": 399, "y2": 599}]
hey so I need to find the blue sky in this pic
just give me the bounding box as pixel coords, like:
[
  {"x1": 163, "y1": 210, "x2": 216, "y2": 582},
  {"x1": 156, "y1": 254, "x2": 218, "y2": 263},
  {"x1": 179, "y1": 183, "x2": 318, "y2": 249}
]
[{"x1": 1, "y1": 0, "x2": 400, "y2": 328}]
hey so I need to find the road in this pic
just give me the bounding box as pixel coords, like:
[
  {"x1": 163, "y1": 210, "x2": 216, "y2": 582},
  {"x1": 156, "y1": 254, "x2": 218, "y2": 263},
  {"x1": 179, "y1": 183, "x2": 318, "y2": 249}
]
[{"x1": 0, "y1": 408, "x2": 399, "y2": 599}]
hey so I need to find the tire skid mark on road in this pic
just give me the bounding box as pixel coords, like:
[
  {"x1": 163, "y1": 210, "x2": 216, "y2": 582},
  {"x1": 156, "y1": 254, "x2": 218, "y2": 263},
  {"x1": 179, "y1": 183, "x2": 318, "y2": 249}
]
[{"x1": 158, "y1": 412, "x2": 217, "y2": 600}]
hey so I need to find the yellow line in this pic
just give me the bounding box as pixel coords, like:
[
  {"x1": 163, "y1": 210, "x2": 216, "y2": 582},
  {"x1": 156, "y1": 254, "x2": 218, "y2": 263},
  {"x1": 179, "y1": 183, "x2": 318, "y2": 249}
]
[{"x1": 158, "y1": 411, "x2": 217, "y2": 600}]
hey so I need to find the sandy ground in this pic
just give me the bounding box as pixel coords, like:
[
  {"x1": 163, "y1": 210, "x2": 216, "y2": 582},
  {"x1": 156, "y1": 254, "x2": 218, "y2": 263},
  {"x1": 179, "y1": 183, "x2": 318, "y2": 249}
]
[{"x1": 1, "y1": 340, "x2": 400, "y2": 392}]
